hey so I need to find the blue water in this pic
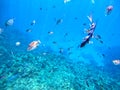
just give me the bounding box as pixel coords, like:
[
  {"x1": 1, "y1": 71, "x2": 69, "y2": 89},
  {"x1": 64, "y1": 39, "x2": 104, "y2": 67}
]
[{"x1": 0, "y1": 0, "x2": 120, "y2": 90}]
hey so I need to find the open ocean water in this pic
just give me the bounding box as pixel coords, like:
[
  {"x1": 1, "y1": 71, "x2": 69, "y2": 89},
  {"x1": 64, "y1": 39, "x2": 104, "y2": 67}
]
[{"x1": 0, "y1": 0, "x2": 120, "y2": 90}]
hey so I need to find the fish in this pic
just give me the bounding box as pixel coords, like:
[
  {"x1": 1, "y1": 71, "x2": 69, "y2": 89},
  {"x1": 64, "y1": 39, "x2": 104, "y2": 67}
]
[
  {"x1": 5, "y1": 18, "x2": 14, "y2": 26},
  {"x1": 0, "y1": 28, "x2": 3, "y2": 34},
  {"x1": 80, "y1": 34, "x2": 93, "y2": 47},
  {"x1": 56, "y1": 19, "x2": 63, "y2": 25},
  {"x1": 52, "y1": 5, "x2": 56, "y2": 8},
  {"x1": 94, "y1": 35, "x2": 103, "y2": 43},
  {"x1": 15, "y1": 42, "x2": 21, "y2": 46},
  {"x1": 102, "y1": 54, "x2": 105, "y2": 57},
  {"x1": 83, "y1": 23, "x2": 87, "y2": 26},
  {"x1": 113, "y1": 60, "x2": 120, "y2": 65},
  {"x1": 31, "y1": 20, "x2": 36, "y2": 25},
  {"x1": 26, "y1": 29, "x2": 32, "y2": 32},
  {"x1": 87, "y1": 15, "x2": 93, "y2": 23},
  {"x1": 40, "y1": 8, "x2": 42, "y2": 10},
  {"x1": 80, "y1": 21, "x2": 97, "y2": 48},
  {"x1": 99, "y1": 40, "x2": 103, "y2": 44},
  {"x1": 91, "y1": 0, "x2": 95, "y2": 4},
  {"x1": 52, "y1": 41, "x2": 57, "y2": 44},
  {"x1": 48, "y1": 31, "x2": 54, "y2": 35},
  {"x1": 95, "y1": 35, "x2": 101, "y2": 39},
  {"x1": 27, "y1": 40, "x2": 41, "y2": 51},
  {"x1": 106, "y1": 5, "x2": 113, "y2": 16},
  {"x1": 68, "y1": 52, "x2": 72, "y2": 55},
  {"x1": 64, "y1": 33, "x2": 68, "y2": 37},
  {"x1": 74, "y1": 17, "x2": 78, "y2": 20},
  {"x1": 64, "y1": 0, "x2": 71, "y2": 4},
  {"x1": 59, "y1": 48, "x2": 64, "y2": 54}
]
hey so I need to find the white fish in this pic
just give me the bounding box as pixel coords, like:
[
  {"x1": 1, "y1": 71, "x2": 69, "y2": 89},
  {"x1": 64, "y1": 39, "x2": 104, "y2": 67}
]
[
  {"x1": 6, "y1": 18, "x2": 14, "y2": 26},
  {"x1": 42, "y1": 52, "x2": 47, "y2": 55},
  {"x1": 16, "y1": 42, "x2": 21, "y2": 46},
  {"x1": 48, "y1": 31, "x2": 54, "y2": 35},
  {"x1": 0, "y1": 28, "x2": 3, "y2": 34},
  {"x1": 87, "y1": 15, "x2": 92, "y2": 23},
  {"x1": 91, "y1": 0, "x2": 95, "y2": 4},
  {"x1": 64, "y1": 0, "x2": 71, "y2": 4},
  {"x1": 113, "y1": 60, "x2": 120, "y2": 65},
  {"x1": 31, "y1": 20, "x2": 36, "y2": 25}
]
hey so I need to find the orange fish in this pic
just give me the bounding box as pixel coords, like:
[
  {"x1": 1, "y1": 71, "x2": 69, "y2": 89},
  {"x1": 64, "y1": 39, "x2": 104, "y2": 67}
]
[
  {"x1": 112, "y1": 60, "x2": 120, "y2": 65},
  {"x1": 27, "y1": 40, "x2": 41, "y2": 51}
]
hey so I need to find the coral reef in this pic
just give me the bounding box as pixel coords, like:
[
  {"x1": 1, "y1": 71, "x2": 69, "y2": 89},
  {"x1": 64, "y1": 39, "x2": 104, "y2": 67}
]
[{"x1": 0, "y1": 48, "x2": 120, "y2": 90}]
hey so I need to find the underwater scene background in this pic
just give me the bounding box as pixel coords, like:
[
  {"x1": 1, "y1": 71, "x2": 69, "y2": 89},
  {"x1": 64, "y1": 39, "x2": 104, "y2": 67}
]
[{"x1": 0, "y1": 0, "x2": 120, "y2": 90}]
